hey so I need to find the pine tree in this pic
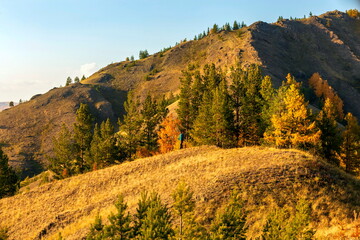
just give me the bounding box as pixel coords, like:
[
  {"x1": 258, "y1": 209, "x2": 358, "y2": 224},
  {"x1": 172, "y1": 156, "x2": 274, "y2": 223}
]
[
  {"x1": 73, "y1": 103, "x2": 94, "y2": 173},
  {"x1": 264, "y1": 74, "x2": 321, "y2": 149},
  {"x1": 86, "y1": 214, "x2": 105, "y2": 240},
  {"x1": 81, "y1": 75, "x2": 86, "y2": 81},
  {"x1": 191, "y1": 91, "x2": 215, "y2": 145},
  {"x1": 104, "y1": 195, "x2": 132, "y2": 239},
  {"x1": 51, "y1": 124, "x2": 77, "y2": 177},
  {"x1": 74, "y1": 76, "x2": 80, "y2": 83},
  {"x1": 66, "y1": 77, "x2": 72, "y2": 86},
  {"x1": 157, "y1": 114, "x2": 181, "y2": 154},
  {"x1": 140, "y1": 192, "x2": 174, "y2": 239},
  {"x1": 259, "y1": 75, "x2": 276, "y2": 132},
  {"x1": 118, "y1": 93, "x2": 142, "y2": 159},
  {"x1": 139, "y1": 50, "x2": 149, "y2": 59},
  {"x1": 141, "y1": 94, "x2": 160, "y2": 154},
  {"x1": 177, "y1": 71, "x2": 194, "y2": 135},
  {"x1": 224, "y1": 22, "x2": 231, "y2": 31},
  {"x1": 316, "y1": 98, "x2": 341, "y2": 164},
  {"x1": 89, "y1": 119, "x2": 118, "y2": 170},
  {"x1": 0, "y1": 148, "x2": 18, "y2": 199},
  {"x1": 233, "y1": 21, "x2": 240, "y2": 30},
  {"x1": 133, "y1": 192, "x2": 152, "y2": 237},
  {"x1": 172, "y1": 181, "x2": 195, "y2": 238},
  {"x1": 211, "y1": 24, "x2": 219, "y2": 34},
  {"x1": 339, "y1": 113, "x2": 360, "y2": 173},
  {"x1": 212, "y1": 81, "x2": 235, "y2": 148},
  {"x1": 210, "y1": 190, "x2": 247, "y2": 240}
]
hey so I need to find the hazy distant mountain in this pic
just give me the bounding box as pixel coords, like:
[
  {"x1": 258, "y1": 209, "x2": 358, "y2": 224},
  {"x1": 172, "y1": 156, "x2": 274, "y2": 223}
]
[{"x1": 0, "y1": 10, "x2": 359, "y2": 176}]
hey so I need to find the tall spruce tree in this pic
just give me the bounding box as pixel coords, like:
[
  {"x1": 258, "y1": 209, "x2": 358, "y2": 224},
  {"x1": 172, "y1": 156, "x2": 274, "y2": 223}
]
[
  {"x1": 0, "y1": 148, "x2": 18, "y2": 199},
  {"x1": 141, "y1": 94, "x2": 160, "y2": 153},
  {"x1": 339, "y1": 113, "x2": 360, "y2": 173},
  {"x1": 118, "y1": 93, "x2": 142, "y2": 159},
  {"x1": 73, "y1": 103, "x2": 94, "y2": 173},
  {"x1": 51, "y1": 124, "x2": 77, "y2": 177},
  {"x1": 177, "y1": 71, "x2": 194, "y2": 135}
]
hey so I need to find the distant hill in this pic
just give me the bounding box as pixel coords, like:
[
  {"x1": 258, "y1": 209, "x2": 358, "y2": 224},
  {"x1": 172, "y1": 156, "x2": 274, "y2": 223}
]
[
  {"x1": 0, "y1": 10, "x2": 359, "y2": 176},
  {"x1": 1, "y1": 146, "x2": 359, "y2": 239}
]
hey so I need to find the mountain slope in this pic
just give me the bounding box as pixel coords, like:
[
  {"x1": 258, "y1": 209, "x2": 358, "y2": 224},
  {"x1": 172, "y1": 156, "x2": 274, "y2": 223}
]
[
  {"x1": 0, "y1": 84, "x2": 126, "y2": 177},
  {"x1": 0, "y1": 147, "x2": 360, "y2": 239},
  {"x1": 0, "y1": 10, "x2": 359, "y2": 175}
]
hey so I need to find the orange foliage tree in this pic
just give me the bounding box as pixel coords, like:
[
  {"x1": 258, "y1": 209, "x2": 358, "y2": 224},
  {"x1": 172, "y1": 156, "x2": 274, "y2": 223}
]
[
  {"x1": 308, "y1": 73, "x2": 344, "y2": 120},
  {"x1": 346, "y1": 9, "x2": 360, "y2": 18},
  {"x1": 157, "y1": 114, "x2": 181, "y2": 154}
]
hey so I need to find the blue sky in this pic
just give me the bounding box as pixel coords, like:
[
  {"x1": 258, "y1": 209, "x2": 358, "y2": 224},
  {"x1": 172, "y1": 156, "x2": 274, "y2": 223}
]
[{"x1": 0, "y1": 0, "x2": 359, "y2": 101}]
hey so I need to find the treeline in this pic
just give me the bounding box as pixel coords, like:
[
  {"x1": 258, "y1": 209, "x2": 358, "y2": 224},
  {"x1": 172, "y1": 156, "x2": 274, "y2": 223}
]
[
  {"x1": 176, "y1": 64, "x2": 360, "y2": 174},
  {"x1": 65, "y1": 75, "x2": 86, "y2": 86},
  {"x1": 50, "y1": 95, "x2": 169, "y2": 178},
  {"x1": 81, "y1": 182, "x2": 313, "y2": 240}
]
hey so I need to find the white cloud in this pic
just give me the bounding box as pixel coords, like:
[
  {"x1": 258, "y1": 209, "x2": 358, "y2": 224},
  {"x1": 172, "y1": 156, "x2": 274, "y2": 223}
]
[{"x1": 80, "y1": 62, "x2": 99, "y2": 77}]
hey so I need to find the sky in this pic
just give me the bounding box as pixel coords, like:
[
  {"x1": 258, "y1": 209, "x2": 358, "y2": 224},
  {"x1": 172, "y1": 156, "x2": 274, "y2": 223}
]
[{"x1": 0, "y1": 0, "x2": 359, "y2": 102}]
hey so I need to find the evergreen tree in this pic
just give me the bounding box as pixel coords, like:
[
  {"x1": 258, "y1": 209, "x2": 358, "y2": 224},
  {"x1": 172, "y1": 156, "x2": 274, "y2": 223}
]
[
  {"x1": 130, "y1": 55, "x2": 135, "y2": 61},
  {"x1": 104, "y1": 195, "x2": 132, "y2": 239},
  {"x1": 339, "y1": 113, "x2": 360, "y2": 173},
  {"x1": 8, "y1": 102, "x2": 14, "y2": 107},
  {"x1": 172, "y1": 181, "x2": 195, "y2": 238},
  {"x1": 259, "y1": 75, "x2": 276, "y2": 133},
  {"x1": 140, "y1": 192, "x2": 174, "y2": 239},
  {"x1": 316, "y1": 98, "x2": 341, "y2": 164},
  {"x1": 212, "y1": 81, "x2": 235, "y2": 148},
  {"x1": 139, "y1": 50, "x2": 149, "y2": 59},
  {"x1": 264, "y1": 74, "x2": 321, "y2": 149},
  {"x1": 224, "y1": 22, "x2": 231, "y2": 31},
  {"x1": 191, "y1": 91, "x2": 215, "y2": 145},
  {"x1": 73, "y1": 103, "x2": 94, "y2": 173},
  {"x1": 211, "y1": 24, "x2": 219, "y2": 34},
  {"x1": 118, "y1": 93, "x2": 142, "y2": 159},
  {"x1": 233, "y1": 21, "x2": 240, "y2": 30},
  {"x1": 177, "y1": 71, "x2": 194, "y2": 135},
  {"x1": 89, "y1": 119, "x2": 118, "y2": 170},
  {"x1": 51, "y1": 124, "x2": 77, "y2": 177},
  {"x1": 81, "y1": 75, "x2": 86, "y2": 81},
  {"x1": 0, "y1": 148, "x2": 18, "y2": 199},
  {"x1": 210, "y1": 190, "x2": 247, "y2": 240},
  {"x1": 74, "y1": 76, "x2": 80, "y2": 83},
  {"x1": 133, "y1": 192, "x2": 152, "y2": 236},
  {"x1": 66, "y1": 77, "x2": 72, "y2": 86},
  {"x1": 86, "y1": 214, "x2": 105, "y2": 240},
  {"x1": 141, "y1": 94, "x2": 161, "y2": 153}
]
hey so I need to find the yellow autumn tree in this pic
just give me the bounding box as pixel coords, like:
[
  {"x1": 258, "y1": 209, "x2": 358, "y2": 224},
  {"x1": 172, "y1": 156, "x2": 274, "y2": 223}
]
[
  {"x1": 157, "y1": 114, "x2": 181, "y2": 154},
  {"x1": 265, "y1": 74, "x2": 321, "y2": 149},
  {"x1": 308, "y1": 73, "x2": 344, "y2": 120}
]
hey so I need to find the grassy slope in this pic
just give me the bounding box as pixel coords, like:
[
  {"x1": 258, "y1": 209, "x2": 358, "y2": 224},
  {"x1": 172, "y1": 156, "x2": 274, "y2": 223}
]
[{"x1": 1, "y1": 146, "x2": 360, "y2": 239}]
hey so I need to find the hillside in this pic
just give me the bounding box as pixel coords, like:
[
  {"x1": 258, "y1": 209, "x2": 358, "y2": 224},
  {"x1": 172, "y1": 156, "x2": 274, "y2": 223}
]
[
  {"x1": 0, "y1": 84, "x2": 126, "y2": 177},
  {"x1": 1, "y1": 146, "x2": 360, "y2": 239},
  {"x1": 0, "y1": 10, "x2": 359, "y2": 176}
]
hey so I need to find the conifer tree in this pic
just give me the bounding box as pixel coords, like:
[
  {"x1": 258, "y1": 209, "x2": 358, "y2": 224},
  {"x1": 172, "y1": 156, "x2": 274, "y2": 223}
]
[
  {"x1": 224, "y1": 22, "x2": 231, "y2": 31},
  {"x1": 73, "y1": 103, "x2": 94, "y2": 173},
  {"x1": 74, "y1": 76, "x2": 80, "y2": 83},
  {"x1": 177, "y1": 71, "x2": 194, "y2": 135},
  {"x1": 264, "y1": 74, "x2": 321, "y2": 149},
  {"x1": 0, "y1": 148, "x2": 18, "y2": 199},
  {"x1": 81, "y1": 75, "x2": 86, "y2": 81},
  {"x1": 259, "y1": 75, "x2": 276, "y2": 132},
  {"x1": 339, "y1": 113, "x2": 360, "y2": 173},
  {"x1": 133, "y1": 192, "x2": 152, "y2": 236},
  {"x1": 105, "y1": 195, "x2": 132, "y2": 239},
  {"x1": 89, "y1": 119, "x2": 118, "y2": 170},
  {"x1": 140, "y1": 192, "x2": 174, "y2": 239},
  {"x1": 118, "y1": 93, "x2": 142, "y2": 159},
  {"x1": 51, "y1": 124, "x2": 77, "y2": 177},
  {"x1": 211, "y1": 24, "x2": 219, "y2": 34},
  {"x1": 212, "y1": 81, "x2": 235, "y2": 148},
  {"x1": 172, "y1": 181, "x2": 195, "y2": 238},
  {"x1": 210, "y1": 190, "x2": 247, "y2": 240},
  {"x1": 141, "y1": 94, "x2": 160, "y2": 153},
  {"x1": 233, "y1": 21, "x2": 240, "y2": 30},
  {"x1": 316, "y1": 98, "x2": 341, "y2": 163},
  {"x1": 86, "y1": 214, "x2": 105, "y2": 240},
  {"x1": 191, "y1": 91, "x2": 215, "y2": 145},
  {"x1": 66, "y1": 77, "x2": 72, "y2": 86}
]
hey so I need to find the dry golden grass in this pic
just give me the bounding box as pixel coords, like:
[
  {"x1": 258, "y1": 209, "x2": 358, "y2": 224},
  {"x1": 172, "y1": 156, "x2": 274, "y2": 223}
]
[{"x1": 1, "y1": 146, "x2": 360, "y2": 239}]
